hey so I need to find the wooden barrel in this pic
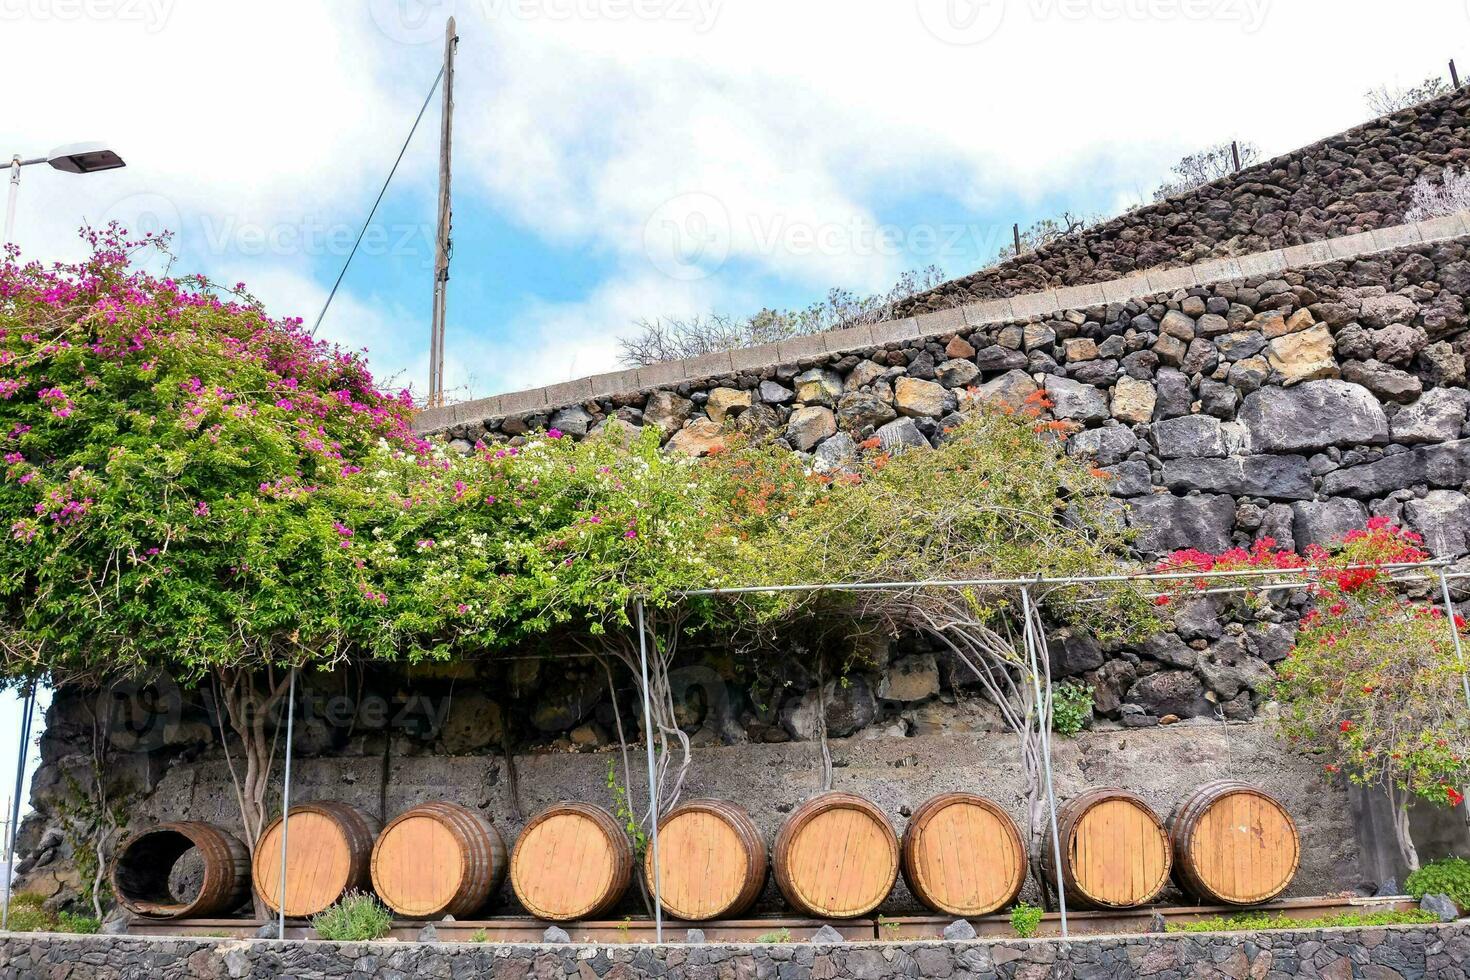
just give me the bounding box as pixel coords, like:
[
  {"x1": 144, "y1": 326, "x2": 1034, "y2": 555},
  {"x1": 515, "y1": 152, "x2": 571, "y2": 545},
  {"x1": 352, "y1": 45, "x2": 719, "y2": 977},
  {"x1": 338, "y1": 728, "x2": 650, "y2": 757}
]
[
  {"x1": 252, "y1": 801, "x2": 380, "y2": 918},
  {"x1": 901, "y1": 793, "x2": 1027, "y2": 917},
  {"x1": 111, "y1": 821, "x2": 251, "y2": 919},
  {"x1": 773, "y1": 792, "x2": 899, "y2": 919},
  {"x1": 643, "y1": 799, "x2": 767, "y2": 921},
  {"x1": 370, "y1": 801, "x2": 507, "y2": 918},
  {"x1": 510, "y1": 803, "x2": 633, "y2": 922},
  {"x1": 1042, "y1": 788, "x2": 1171, "y2": 910},
  {"x1": 1169, "y1": 781, "x2": 1300, "y2": 906}
]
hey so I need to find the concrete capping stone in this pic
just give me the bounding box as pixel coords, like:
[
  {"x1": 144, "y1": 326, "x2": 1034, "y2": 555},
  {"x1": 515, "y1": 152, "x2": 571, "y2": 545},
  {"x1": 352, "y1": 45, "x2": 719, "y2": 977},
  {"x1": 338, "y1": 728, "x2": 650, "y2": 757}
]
[
  {"x1": 776, "y1": 334, "x2": 827, "y2": 362},
  {"x1": 497, "y1": 387, "x2": 550, "y2": 415},
  {"x1": 1370, "y1": 223, "x2": 1423, "y2": 252},
  {"x1": 415, "y1": 405, "x2": 457, "y2": 431},
  {"x1": 1328, "y1": 231, "x2": 1378, "y2": 259},
  {"x1": 1099, "y1": 275, "x2": 1143, "y2": 305},
  {"x1": 587, "y1": 369, "x2": 641, "y2": 399},
  {"x1": 1235, "y1": 249, "x2": 1288, "y2": 278},
  {"x1": 1416, "y1": 212, "x2": 1470, "y2": 242},
  {"x1": 1193, "y1": 257, "x2": 1245, "y2": 285},
  {"x1": 1009, "y1": 290, "x2": 1059, "y2": 318},
  {"x1": 961, "y1": 299, "x2": 1013, "y2": 326},
  {"x1": 869, "y1": 317, "x2": 921, "y2": 345},
  {"x1": 682, "y1": 351, "x2": 735, "y2": 380},
  {"x1": 1143, "y1": 265, "x2": 1199, "y2": 294},
  {"x1": 821, "y1": 323, "x2": 875, "y2": 353},
  {"x1": 913, "y1": 306, "x2": 965, "y2": 336},
  {"x1": 543, "y1": 378, "x2": 593, "y2": 408},
  {"x1": 637, "y1": 359, "x2": 688, "y2": 388},
  {"x1": 1282, "y1": 239, "x2": 1336, "y2": 268},
  {"x1": 729, "y1": 342, "x2": 782, "y2": 372}
]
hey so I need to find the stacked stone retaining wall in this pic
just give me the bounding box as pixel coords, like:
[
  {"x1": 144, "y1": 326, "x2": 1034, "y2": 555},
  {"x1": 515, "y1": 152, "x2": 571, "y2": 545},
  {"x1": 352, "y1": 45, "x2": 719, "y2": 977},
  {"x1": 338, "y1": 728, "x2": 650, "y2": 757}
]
[{"x1": 2, "y1": 924, "x2": 1467, "y2": 979}]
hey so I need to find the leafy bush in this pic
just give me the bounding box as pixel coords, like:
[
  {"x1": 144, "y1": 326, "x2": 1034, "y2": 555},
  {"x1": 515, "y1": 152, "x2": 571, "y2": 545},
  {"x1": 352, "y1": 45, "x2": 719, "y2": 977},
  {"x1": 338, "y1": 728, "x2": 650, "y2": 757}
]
[
  {"x1": 1009, "y1": 901, "x2": 1043, "y2": 939},
  {"x1": 756, "y1": 928, "x2": 792, "y2": 943},
  {"x1": 1051, "y1": 681, "x2": 1094, "y2": 737},
  {"x1": 1168, "y1": 908, "x2": 1436, "y2": 933},
  {"x1": 310, "y1": 891, "x2": 392, "y2": 942},
  {"x1": 4, "y1": 893, "x2": 52, "y2": 932},
  {"x1": 1407, "y1": 857, "x2": 1470, "y2": 910},
  {"x1": 55, "y1": 912, "x2": 100, "y2": 934}
]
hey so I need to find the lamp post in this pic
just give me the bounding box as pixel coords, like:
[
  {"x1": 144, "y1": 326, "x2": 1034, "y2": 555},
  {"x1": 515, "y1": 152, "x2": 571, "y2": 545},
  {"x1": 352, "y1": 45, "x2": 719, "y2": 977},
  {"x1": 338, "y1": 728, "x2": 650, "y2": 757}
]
[{"x1": 5, "y1": 142, "x2": 126, "y2": 246}]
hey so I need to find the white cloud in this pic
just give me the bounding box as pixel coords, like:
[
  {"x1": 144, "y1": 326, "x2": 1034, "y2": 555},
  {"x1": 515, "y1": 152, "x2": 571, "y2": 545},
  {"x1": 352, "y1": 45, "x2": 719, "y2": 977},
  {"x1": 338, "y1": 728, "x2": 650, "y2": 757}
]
[{"x1": 4, "y1": 0, "x2": 1466, "y2": 401}]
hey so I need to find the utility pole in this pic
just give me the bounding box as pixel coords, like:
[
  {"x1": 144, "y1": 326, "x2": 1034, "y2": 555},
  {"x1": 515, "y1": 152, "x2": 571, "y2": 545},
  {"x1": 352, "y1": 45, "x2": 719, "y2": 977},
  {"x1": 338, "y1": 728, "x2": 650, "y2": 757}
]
[
  {"x1": 428, "y1": 16, "x2": 457, "y2": 409},
  {"x1": 1452, "y1": 59, "x2": 1462, "y2": 89},
  {"x1": 1231, "y1": 140, "x2": 1242, "y2": 173}
]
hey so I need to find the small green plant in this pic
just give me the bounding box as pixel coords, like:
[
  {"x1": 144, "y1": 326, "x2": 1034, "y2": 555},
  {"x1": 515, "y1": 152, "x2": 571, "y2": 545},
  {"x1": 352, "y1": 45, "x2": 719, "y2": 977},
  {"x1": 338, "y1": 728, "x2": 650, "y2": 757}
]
[
  {"x1": 756, "y1": 928, "x2": 792, "y2": 944},
  {"x1": 615, "y1": 917, "x2": 632, "y2": 941},
  {"x1": 470, "y1": 928, "x2": 489, "y2": 943},
  {"x1": 1168, "y1": 908, "x2": 1436, "y2": 933},
  {"x1": 1407, "y1": 857, "x2": 1470, "y2": 910},
  {"x1": 4, "y1": 893, "x2": 53, "y2": 933},
  {"x1": 1051, "y1": 681, "x2": 1094, "y2": 737},
  {"x1": 54, "y1": 912, "x2": 100, "y2": 934},
  {"x1": 310, "y1": 891, "x2": 393, "y2": 942},
  {"x1": 877, "y1": 916, "x2": 901, "y2": 939},
  {"x1": 607, "y1": 759, "x2": 649, "y2": 856},
  {"x1": 1009, "y1": 901, "x2": 1043, "y2": 939}
]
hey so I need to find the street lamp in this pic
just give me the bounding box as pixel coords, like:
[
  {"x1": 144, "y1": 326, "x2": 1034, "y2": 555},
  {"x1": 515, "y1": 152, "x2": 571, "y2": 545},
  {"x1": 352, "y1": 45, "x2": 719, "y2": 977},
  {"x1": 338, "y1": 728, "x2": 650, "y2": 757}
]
[{"x1": 5, "y1": 142, "x2": 126, "y2": 246}]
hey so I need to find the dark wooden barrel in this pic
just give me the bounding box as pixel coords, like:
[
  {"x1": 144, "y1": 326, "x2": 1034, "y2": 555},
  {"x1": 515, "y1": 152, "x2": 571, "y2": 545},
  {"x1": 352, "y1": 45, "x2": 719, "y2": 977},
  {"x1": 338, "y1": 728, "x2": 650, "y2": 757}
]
[
  {"x1": 643, "y1": 799, "x2": 767, "y2": 921},
  {"x1": 253, "y1": 801, "x2": 380, "y2": 918},
  {"x1": 773, "y1": 792, "x2": 899, "y2": 919},
  {"x1": 510, "y1": 803, "x2": 633, "y2": 922},
  {"x1": 901, "y1": 792, "x2": 1026, "y2": 917},
  {"x1": 1041, "y1": 787, "x2": 1171, "y2": 910},
  {"x1": 1169, "y1": 781, "x2": 1300, "y2": 906},
  {"x1": 370, "y1": 801, "x2": 507, "y2": 918},
  {"x1": 111, "y1": 821, "x2": 251, "y2": 919}
]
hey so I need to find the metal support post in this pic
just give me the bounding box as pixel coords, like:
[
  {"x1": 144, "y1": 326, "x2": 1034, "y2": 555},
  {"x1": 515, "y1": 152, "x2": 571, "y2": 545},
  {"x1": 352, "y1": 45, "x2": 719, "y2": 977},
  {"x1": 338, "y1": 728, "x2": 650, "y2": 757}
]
[
  {"x1": 277, "y1": 669, "x2": 297, "y2": 940},
  {"x1": 636, "y1": 601, "x2": 663, "y2": 942},
  {"x1": 1021, "y1": 587, "x2": 1068, "y2": 937},
  {"x1": 3, "y1": 686, "x2": 36, "y2": 930},
  {"x1": 1437, "y1": 569, "x2": 1470, "y2": 712}
]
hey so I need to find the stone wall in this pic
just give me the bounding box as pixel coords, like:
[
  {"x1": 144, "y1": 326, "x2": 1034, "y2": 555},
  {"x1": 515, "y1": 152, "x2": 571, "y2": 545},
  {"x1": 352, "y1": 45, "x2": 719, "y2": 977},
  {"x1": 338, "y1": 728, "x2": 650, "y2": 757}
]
[
  {"x1": 19, "y1": 699, "x2": 1365, "y2": 917},
  {"x1": 893, "y1": 87, "x2": 1470, "y2": 315},
  {"x1": 3, "y1": 924, "x2": 1467, "y2": 979}
]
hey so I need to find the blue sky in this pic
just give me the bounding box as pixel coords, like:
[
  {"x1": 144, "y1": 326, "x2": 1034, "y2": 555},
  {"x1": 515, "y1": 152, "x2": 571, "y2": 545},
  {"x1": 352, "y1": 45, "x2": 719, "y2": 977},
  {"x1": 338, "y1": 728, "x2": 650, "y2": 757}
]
[{"x1": 1, "y1": 0, "x2": 1467, "y2": 809}]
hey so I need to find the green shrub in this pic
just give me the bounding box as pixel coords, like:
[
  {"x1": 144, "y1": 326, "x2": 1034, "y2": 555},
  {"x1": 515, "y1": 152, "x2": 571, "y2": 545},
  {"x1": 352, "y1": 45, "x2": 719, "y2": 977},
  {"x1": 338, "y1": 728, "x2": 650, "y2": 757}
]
[
  {"x1": 1051, "y1": 681, "x2": 1094, "y2": 737},
  {"x1": 1407, "y1": 857, "x2": 1470, "y2": 910},
  {"x1": 1009, "y1": 901, "x2": 1043, "y2": 939},
  {"x1": 4, "y1": 893, "x2": 52, "y2": 933},
  {"x1": 310, "y1": 891, "x2": 392, "y2": 942},
  {"x1": 756, "y1": 928, "x2": 792, "y2": 944},
  {"x1": 54, "y1": 912, "x2": 100, "y2": 934},
  {"x1": 1167, "y1": 909, "x2": 1436, "y2": 933}
]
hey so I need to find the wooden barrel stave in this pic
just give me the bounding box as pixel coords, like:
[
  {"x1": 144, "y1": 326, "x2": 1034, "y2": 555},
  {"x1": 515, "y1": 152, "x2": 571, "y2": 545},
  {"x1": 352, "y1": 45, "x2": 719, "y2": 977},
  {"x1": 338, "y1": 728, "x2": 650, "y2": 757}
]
[
  {"x1": 370, "y1": 801, "x2": 507, "y2": 919},
  {"x1": 1169, "y1": 780, "x2": 1300, "y2": 906},
  {"x1": 643, "y1": 799, "x2": 768, "y2": 921},
  {"x1": 511, "y1": 802, "x2": 634, "y2": 922},
  {"x1": 773, "y1": 792, "x2": 899, "y2": 919},
  {"x1": 111, "y1": 821, "x2": 251, "y2": 919},
  {"x1": 901, "y1": 792, "x2": 1026, "y2": 917},
  {"x1": 1041, "y1": 787, "x2": 1171, "y2": 910},
  {"x1": 253, "y1": 800, "x2": 381, "y2": 918}
]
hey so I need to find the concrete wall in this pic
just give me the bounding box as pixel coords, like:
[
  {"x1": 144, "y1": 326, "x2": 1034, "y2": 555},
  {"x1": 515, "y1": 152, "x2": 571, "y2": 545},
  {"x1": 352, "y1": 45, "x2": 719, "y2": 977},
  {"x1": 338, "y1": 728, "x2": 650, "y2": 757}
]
[{"x1": 3, "y1": 923, "x2": 1467, "y2": 979}]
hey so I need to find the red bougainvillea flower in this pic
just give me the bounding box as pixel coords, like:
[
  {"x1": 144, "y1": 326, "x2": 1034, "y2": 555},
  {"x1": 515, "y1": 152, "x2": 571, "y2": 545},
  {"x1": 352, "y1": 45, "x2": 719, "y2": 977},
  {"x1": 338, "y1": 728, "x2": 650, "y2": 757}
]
[
  {"x1": 1446, "y1": 785, "x2": 1464, "y2": 807},
  {"x1": 1339, "y1": 720, "x2": 1353, "y2": 732}
]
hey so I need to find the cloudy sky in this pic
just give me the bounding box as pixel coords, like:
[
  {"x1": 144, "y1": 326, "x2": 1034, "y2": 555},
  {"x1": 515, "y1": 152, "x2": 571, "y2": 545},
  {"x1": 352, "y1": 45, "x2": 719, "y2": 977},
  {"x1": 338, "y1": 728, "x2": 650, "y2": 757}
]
[{"x1": 0, "y1": 0, "x2": 1463, "y2": 809}]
